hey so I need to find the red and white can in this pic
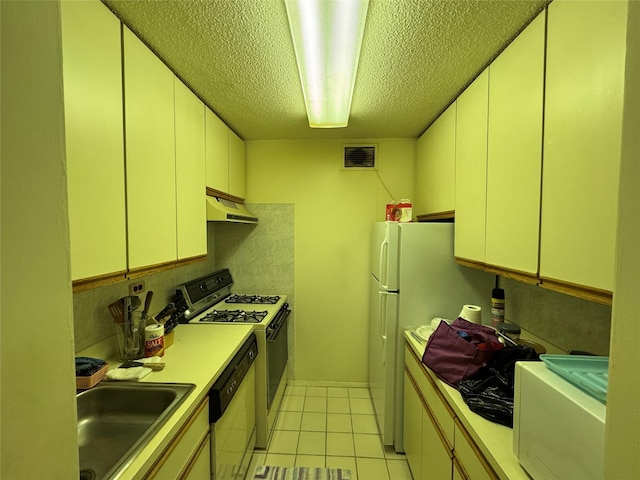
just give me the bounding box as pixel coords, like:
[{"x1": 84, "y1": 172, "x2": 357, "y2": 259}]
[{"x1": 144, "y1": 324, "x2": 164, "y2": 357}]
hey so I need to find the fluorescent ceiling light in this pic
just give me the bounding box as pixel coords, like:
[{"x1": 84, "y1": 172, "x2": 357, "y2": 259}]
[{"x1": 285, "y1": 0, "x2": 369, "y2": 128}]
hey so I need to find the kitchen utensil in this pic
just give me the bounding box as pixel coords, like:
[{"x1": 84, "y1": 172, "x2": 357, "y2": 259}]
[
  {"x1": 142, "y1": 291, "x2": 154, "y2": 320},
  {"x1": 108, "y1": 299, "x2": 124, "y2": 323},
  {"x1": 119, "y1": 361, "x2": 165, "y2": 371}
]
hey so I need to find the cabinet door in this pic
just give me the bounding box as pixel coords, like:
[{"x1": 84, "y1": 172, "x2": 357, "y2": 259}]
[
  {"x1": 148, "y1": 399, "x2": 210, "y2": 479},
  {"x1": 454, "y1": 69, "x2": 489, "y2": 264},
  {"x1": 123, "y1": 27, "x2": 177, "y2": 269},
  {"x1": 486, "y1": 13, "x2": 545, "y2": 275},
  {"x1": 61, "y1": 0, "x2": 127, "y2": 281},
  {"x1": 415, "y1": 103, "x2": 456, "y2": 216},
  {"x1": 414, "y1": 132, "x2": 431, "y2": 216},
  {"x1": 183, "y1": 436, "x2": 211, "y2": 480},
  {"x1": 175, "y1": 78, "x2": 207, "y2": 260},
  {"x1": 540, "y1": 0, "x2": 627, "y2": 294},
  {"x1": 228, "y1": 129, "x2": 246, "y2": 199},
  {"x1": 404, "y1": 372, "x2": 423, "y2": 480},
  {"x1": 420, "y1": 408, "x2": 452, "y2": 480},
  {"x1": 453, "y1": 421, "x2": 495, "y2": 480},
  {"x1": 205, "y1": 108, "x2": 229, "y2": 193}
]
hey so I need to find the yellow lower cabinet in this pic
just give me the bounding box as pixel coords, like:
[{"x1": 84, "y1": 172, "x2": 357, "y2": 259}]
[
  {"x1": 453, "y1": 420, "x2": 497, "y2": 480},
  {"x1": 404, "y1": 371, "x2": 423, "y2": 480},
  {"x1": 145, "y1": 398, "x2": 210, "y2": 479},
  {"x1": 452, "y1": 458, "x2": 465, "y2": 480},
  {"x1": 421, "y1": 407, "x2": 453, "y2": 480},
  {"x1": 183, "y1": 436, "x2": 211, "y2": 480}
]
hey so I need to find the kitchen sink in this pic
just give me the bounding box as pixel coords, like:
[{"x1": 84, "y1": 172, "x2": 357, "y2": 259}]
[{"x1": 76, "y1": 382, "x2": 195, "y2": 480}]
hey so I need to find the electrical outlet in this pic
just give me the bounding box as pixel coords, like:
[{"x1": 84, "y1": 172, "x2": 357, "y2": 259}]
[{"x1": 129, "y1": 280, "x2": 146, "y2": 296}]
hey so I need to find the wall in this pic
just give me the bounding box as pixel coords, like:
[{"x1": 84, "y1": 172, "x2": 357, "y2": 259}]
[
  {"x1": 245, "y1": 139, "x2": 415, "y2": 383},
  {"x1": 606, "y1": 0, "x2": 640, "y2": 476},
  {"x1": 74, "y1": 224, "x2": 217, "y2": 353},
  {"x1": 1, "y1": 1, "x2": 79, "y2": 477}
]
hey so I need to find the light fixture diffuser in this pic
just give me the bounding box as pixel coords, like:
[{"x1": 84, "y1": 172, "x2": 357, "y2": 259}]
[{"x1": 285, "y1": 0, "x2": 369, "y2": 128}]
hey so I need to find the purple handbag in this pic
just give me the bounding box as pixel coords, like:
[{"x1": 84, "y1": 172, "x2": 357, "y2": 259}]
[{"x1": 421, "y1": 318, "x2": 503, "y2": 387}]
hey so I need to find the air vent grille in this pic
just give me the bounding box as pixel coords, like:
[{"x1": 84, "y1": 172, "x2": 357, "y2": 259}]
[{"x1": 344, "y1": 145, "x2": 376, "y2": 169}]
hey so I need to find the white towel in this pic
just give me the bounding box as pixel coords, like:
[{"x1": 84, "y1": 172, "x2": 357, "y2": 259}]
[{"x1": 106, "y1": 366, "x2": 151, "y2": 381}]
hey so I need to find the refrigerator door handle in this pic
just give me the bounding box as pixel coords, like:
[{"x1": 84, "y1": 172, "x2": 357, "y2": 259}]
[
  {"x1": 379, "y1": 231, "x2": 389, "y2": 290},
  {"x1": 379, "y1": 291, "x2": 387, "y2": 365}
]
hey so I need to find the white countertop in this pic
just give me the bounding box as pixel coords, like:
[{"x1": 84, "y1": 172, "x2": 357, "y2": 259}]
[
  {"x1": 404, "y1": 330, "x2": 531, "y2": 480},
  {"x1": 92, "y1": 324, "x2": 254, "y2": 480}
]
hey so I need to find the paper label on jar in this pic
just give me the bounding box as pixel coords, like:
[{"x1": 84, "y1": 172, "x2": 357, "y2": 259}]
[{"x1": 144, "y1": 325, "x2": 164, "y2": 357}]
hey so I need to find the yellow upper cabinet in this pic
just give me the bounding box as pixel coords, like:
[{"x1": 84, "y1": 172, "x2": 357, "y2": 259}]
[
  {"x1": 205, "y1": 108, "x2": 229, "y2": 194},
  {"x1": 123, "y1": 27, "x2": 177, "y2": 270},
  {"x1": 540, "y1": 0, "x2": 627, "y2": 295},
  {"x1": 485, "y1": 12, "x2": 545, "y2": 277},
  {"x1": 175, "y1": 78, "x2": 207, "y2": 260},
  {"x1": 61, "y1": 0, "x2": 127, "y2": 282},
  {"x1": 228, "y1": 129, "x2": 246, "y2": 199},
  {"x1": 454, "y1": 69, "x2": 489, "y2": 265},
  {"x1": 414, "y1": 102, "x2": 456, "y2": 218}
]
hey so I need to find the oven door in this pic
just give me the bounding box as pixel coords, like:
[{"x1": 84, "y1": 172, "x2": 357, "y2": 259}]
[{"x1": 266, "y1": 309, "x2": 290, "y2": 410}]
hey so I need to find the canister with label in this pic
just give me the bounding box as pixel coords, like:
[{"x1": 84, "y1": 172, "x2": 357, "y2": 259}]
[{"x1": 144, "y1": 324, "x2": 164, "y2": 357}]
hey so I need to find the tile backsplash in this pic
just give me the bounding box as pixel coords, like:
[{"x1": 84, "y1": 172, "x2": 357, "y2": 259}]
[
  {"x1": 73, "y1": 223, "x2": 217, "y2": 352},
  {"x1": 502, "y1": 277, "x2": 611, "y2": 355},
  {"x1": 215, "y1": 203, "x2": 296, "y2": 375}
]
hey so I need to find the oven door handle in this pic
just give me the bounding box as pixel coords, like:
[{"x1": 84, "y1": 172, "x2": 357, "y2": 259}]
[{"x1": 266, "y1": 309, "x2": 290, "y2": 342}]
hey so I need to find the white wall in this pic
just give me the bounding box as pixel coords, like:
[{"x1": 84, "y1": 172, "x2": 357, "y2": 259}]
[
  {"x1": 1, "y1": 1, "x2": 79, "y2": 478},
  {"x1": 246, "y1": 139, "x2": 415, "y2": 383},
  {"x1": 605, "y1": 1, "x2": 640, "y2": 476}
]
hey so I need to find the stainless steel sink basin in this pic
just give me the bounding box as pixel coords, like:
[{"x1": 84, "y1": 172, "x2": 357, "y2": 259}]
[{"x1": 77, "y1": 382, "x2": 195, "y2": 480}]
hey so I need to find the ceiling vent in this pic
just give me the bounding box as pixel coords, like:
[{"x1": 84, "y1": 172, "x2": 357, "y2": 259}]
[{"x1": 343, "y1": 145, "x2": 376, "y2": 169}]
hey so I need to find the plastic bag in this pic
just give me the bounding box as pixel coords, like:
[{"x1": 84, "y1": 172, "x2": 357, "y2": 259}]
[{"x1": 458, "y1": 345, "x2": 538, "y2": 427}]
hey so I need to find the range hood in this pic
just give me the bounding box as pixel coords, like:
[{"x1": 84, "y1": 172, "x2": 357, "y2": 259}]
[{"x1": 206, "y1": 195, "x2": 258, "y2": 224}]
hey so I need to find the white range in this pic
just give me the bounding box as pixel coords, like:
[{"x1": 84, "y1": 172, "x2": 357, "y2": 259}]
[{"x1": 176, "y1": 269, "x2": 290, "y2": 451}]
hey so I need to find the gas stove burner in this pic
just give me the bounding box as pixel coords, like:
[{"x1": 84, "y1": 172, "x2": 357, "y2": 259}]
[
  {"x1": 225, "y1": 294, "x2": 281, "y2": 305},
  {"x1": 200, "y1": 309, "x2": 268, "y2": 323}
]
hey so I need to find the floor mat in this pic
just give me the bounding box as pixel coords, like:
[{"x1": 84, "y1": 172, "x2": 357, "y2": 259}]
[{"x1": 251, "y1": 466, "x2": 352, "y2": 480}]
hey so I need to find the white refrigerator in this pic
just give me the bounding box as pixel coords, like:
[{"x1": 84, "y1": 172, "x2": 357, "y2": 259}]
[{"x1": 368, "y1": 221, "x2": 493, "y2": 452}]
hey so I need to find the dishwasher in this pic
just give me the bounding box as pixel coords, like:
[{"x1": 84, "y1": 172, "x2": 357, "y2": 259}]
[{"x1": 209, "y1": 333, "x2": 257, "y2": 480}]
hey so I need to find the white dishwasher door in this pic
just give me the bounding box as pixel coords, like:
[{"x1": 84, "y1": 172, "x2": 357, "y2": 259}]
[{"x1": 212, "y1": 364, "x2": 256, "y2": 480}]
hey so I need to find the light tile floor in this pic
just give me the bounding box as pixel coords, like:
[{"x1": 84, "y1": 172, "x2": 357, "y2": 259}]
[{"x1": 247, "y1": 385, "x2": 413, "y2": 480}]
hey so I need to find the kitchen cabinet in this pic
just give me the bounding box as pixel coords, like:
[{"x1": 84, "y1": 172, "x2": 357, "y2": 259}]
[
  {"x1": 404, "y1": 343, "x2": 500, "y2": 480},
  {"x1": 453, "y1": 419, "x2": 495, "y2": 480},
  {"x1": 228, "y1": 129, "x2": 246, "y2": 199},
  {"x1": 539, "y1": 0, "x2": 627, "y2": 303},
  {"x1": 175, "y1": 77, "x2": 207, "y2": 260},
  {"x1": 403, "y1": 371, "x2": 423, "y2": 480},
  {"x1": 454, "y1": 69, "x2": 489, "y2": 266},
  {"x1": 205, "y1": 107, "x2": 229, "y2": 194},
  {"x1": 205, "y1": 106, "x2": 247, "y2": 201},
  {"x1": 145, "y1": 397, "x2": 210, "y2": 480},
  {"x1": 485, "y1": 12, "x2": 545, "y2": 282},
  {"x1": 61, "y1": 0, "x2": 127, "y2": 289},
  {"x1": 415, "y1": 102, "x2": 456, "y2": 220},
  {"x1": 421, "y1": 404, "x2": 453, "y2": 479},
  {"x1": 123, "y1": 27, "x2": 177, "y2": 271}
]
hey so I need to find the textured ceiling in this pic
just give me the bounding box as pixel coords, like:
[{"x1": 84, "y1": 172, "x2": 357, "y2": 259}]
[{"x1": 103, "y1": 0, "x2": 550, "y2": 140}]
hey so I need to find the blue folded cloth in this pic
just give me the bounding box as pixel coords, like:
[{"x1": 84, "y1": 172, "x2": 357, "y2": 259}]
[{"x1": 75, "y1": 356, "x2": 107, "y2": 376}]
